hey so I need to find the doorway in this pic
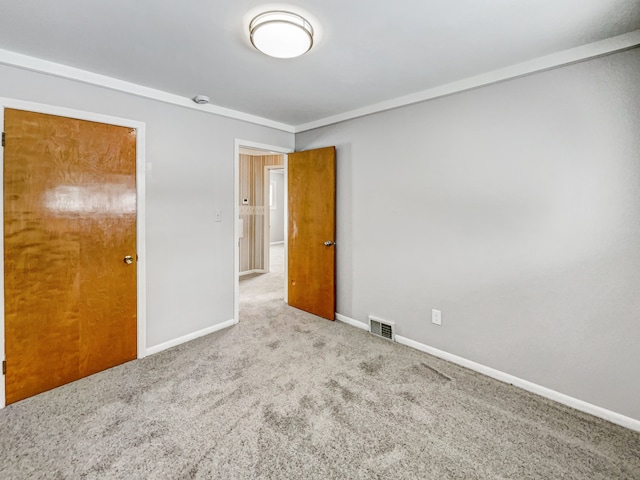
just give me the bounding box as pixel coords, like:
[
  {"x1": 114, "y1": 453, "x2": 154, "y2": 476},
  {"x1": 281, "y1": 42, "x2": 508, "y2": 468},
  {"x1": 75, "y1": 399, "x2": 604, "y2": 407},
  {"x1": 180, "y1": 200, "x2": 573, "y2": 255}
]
[
  {"x1": 238, "y1": 149, "x2": 286, "y2": 276},
  {"x1": 263, "y1": 166, "x2": 285, "y2": 274},
  {"x1": 234, "y1": 141, "x2": 337, "y2": 323},
  {"x1": 234, "y1": 140, "x2": 292, "y2": 323}
]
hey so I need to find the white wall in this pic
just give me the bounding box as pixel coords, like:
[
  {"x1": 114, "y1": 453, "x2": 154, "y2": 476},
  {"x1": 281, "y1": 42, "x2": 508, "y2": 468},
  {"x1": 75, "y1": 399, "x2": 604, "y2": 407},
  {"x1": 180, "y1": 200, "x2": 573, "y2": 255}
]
[
  {"x1": 296, "y1": 48, "x2": 640, "y2": 420},
  {"x1": 0, "y1": 63, "x2": 294, "y2": 350},
  {"x1": 269, "y1": 170, "x2": 285, "y2": 243}
]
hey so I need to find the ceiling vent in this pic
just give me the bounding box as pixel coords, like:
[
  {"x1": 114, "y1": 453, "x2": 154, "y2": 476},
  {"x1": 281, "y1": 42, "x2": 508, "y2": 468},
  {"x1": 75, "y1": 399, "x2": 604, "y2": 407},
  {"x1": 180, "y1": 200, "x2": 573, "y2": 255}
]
[{"x1": 369, "y1": 315, "x2": 395, "y2": 341}]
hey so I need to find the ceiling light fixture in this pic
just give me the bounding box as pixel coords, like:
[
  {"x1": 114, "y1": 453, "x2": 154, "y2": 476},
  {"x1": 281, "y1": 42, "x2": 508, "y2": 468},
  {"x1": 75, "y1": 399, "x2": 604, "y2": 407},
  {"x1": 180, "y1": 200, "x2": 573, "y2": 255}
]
[{"x1": 249, "y1": 11, "x2": 313, "y2": 59}]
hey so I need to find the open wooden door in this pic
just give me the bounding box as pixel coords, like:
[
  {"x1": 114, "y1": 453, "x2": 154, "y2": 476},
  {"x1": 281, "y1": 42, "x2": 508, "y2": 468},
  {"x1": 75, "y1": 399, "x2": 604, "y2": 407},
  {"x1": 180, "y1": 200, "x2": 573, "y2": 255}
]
[
  {"x1": 3, "y1": 108, "x2": 137, "y2": 404},
  {"x1": 287, "y1": 146, "x2": 336, "y2": 320}
]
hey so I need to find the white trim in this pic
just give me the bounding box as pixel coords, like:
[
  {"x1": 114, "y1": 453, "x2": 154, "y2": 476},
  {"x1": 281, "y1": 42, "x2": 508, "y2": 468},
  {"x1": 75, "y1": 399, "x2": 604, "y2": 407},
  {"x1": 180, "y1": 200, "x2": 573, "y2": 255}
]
[
  {"x1": 234, "y1": 140, "x2": 293, "y2": 324},
  {"x1": 135, "y1": 119, "x2": 148, "y2": 360},
  {"x1": 239, "y1": 269, "x2": 266, "y2": 276},
  {"x1": 146, "y1": 319, "x2": 235, "y2": 356},
  {"x1": 1, "y1": 32, "x2": 637, "y2": 135},
  {"x1": 295, "y1": 30, "x2": 640, "y2": 132},
  {"x1": 394, "y1": 335, "x2": 640, "y2": 433},
  {"x1": 334, "y1": 313, "x2": 640, "y2": 432},
  {"x1": 0, "y1": 48, "x2": 295, "y2": 134},
  {"x1": 283, "y1": 154, "x2": 289, "y2": 304},
  {"x1": 2, "y1": 33, "x2": 638, "y2": 137},
  {"x1": 264, "y1": 166, "x2": 271, "y2": 273},
  {"x1": 335, "y1": 313, "x2": 369, "y2": 331},
  {"x1": 0, "y1": 97, "x2": 147, "y2": 408},
  {"x1": 270, "y1": 241, "x2": 284, "y2": 245}
]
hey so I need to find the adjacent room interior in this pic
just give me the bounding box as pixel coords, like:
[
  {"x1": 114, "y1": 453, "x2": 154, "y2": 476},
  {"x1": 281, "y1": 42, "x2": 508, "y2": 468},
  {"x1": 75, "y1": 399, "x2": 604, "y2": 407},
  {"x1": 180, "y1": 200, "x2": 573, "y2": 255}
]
[{"x1": 238, "y1": 146, "x2": 287, "y2": 309}]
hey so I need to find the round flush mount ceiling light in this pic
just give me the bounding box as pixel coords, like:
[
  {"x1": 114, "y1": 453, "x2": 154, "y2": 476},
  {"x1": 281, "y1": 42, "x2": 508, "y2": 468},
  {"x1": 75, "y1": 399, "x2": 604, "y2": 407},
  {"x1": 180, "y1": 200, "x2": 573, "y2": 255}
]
[{"x1": 249, "y1": 11, "x2": 313, "y2": 59}]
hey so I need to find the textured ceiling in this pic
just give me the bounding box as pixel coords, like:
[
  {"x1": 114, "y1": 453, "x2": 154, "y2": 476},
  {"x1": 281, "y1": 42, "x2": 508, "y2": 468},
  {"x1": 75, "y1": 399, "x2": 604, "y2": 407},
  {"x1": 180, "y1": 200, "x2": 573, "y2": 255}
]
[{"x1": 0, "y1": 0, "x2": 639, "y2": 126}]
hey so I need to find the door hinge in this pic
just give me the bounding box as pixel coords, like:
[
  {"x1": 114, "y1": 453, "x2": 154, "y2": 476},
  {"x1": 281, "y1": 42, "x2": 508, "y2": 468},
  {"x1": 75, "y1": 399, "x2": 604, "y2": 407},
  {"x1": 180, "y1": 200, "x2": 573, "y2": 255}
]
[
  {"x1": 2, "y1": 360, "x2": 5, "y2": 375},
  {"x1": 1, "y1": 132, "x2": 5, "y2": 147}
]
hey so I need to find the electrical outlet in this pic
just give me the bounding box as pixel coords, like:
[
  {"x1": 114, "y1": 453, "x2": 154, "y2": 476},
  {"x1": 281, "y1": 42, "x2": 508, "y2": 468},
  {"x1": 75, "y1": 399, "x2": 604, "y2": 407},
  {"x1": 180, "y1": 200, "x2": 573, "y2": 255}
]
[{"x1": 432, "y1": 309, "x2": 442, "y2": 326}]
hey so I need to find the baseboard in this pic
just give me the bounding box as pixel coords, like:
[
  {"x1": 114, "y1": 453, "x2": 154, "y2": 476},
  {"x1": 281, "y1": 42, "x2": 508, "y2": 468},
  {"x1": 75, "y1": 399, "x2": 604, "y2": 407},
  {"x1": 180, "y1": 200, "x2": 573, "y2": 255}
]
[
  {"x1": 393, "y1": 335, "x2": 640, "y2": 433},
  {"x1": 146, "y1": 319, "x2": 236, "y2": 356},
  {"x1": 334, "y1": 313, "x2": 640, "y2": 432},
  {"x1": 335, "y1": 313, "x2": 369, "y2": 331},
  {"x1": 239, "y1": 269, "x2": 265, "y2": 277},
  {"x1": 270, "y1": 241, "x2": 284, "y2": 245}
]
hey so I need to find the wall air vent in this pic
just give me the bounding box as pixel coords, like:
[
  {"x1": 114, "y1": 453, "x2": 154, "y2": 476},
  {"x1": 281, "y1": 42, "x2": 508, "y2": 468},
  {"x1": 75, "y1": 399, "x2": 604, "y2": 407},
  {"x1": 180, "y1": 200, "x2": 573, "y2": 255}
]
[{"x1": 369, "y1": 315, "x2": 395, "y2": 341}]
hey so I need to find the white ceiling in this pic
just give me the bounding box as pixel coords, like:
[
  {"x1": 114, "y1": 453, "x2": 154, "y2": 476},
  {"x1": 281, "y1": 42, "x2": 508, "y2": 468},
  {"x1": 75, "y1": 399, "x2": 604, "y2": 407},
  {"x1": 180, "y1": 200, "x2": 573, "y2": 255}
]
[{"x1": 0, "y1": 0, "x2": 639, "y2": 128}]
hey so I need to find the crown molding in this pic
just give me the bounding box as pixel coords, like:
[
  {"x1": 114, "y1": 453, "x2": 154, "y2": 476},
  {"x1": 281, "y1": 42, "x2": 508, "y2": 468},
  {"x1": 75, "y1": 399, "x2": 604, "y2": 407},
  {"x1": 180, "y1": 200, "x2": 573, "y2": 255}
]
[
  {"x1": 1, "y1": 30, "x2": 638, "y2": 136},
  {"x1": 294, "y1": 29, "x2": 640, "y2": 133},
  {"x1": 0, "y1": 48, "x2": 296, "y2": 133}
]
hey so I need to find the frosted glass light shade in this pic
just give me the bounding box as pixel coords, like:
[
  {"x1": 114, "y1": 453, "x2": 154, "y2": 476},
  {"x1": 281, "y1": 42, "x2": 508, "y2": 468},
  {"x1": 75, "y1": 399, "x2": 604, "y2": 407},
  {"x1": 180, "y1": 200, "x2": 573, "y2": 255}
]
[{"x1": 250, "y1": 11, "x2": 313, "y2": 59}]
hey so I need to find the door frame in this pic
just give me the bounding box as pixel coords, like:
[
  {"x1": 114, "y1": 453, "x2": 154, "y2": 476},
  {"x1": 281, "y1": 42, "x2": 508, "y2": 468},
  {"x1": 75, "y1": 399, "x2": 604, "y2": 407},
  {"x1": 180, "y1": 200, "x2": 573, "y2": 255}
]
[
  {"x1": 234, "y1": 139, "x2": 292, "y2": 324},
  {"x1": 0, "y1": 97, "x2": 147, "y2": 409},
  {"x1": 263, "y1": 165, "x2": 285, "y2": 274}
]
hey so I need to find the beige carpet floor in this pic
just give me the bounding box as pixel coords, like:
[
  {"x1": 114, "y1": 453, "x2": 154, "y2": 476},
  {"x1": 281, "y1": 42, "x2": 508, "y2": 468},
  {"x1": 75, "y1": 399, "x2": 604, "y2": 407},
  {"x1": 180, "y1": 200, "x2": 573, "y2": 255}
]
[{"x1": 1, "y1": 244, "x2": 639, "y2": 479}]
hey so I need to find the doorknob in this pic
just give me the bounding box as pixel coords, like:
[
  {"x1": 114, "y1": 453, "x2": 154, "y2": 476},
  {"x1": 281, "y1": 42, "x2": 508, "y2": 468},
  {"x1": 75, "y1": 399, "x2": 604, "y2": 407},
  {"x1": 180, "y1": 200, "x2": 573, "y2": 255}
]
[
  {"x1": 324, "y1": 241, "x2": 335, "y2": 247},
  {"x1": 123, "y1": 255, "x2": 134, "y2": 264}
]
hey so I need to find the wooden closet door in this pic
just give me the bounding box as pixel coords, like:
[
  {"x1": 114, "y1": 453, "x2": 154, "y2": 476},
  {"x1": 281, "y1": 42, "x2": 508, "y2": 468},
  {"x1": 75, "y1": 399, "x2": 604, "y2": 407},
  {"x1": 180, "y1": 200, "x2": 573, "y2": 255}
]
[{"x1": 4, "y1": 108, "x2": 137, "y2": 404}]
